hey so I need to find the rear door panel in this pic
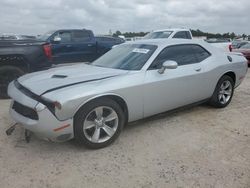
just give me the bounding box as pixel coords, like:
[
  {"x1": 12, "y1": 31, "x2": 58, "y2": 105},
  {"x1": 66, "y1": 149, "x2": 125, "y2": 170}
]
[{"x1": 71, "y1": 30, "x2": 97, "y2": 62}]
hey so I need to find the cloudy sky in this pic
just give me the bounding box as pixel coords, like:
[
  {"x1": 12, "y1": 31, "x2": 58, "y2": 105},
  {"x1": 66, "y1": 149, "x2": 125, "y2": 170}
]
[{"x1": 0, "y1": 0, "x2": 249, "y2": 35}]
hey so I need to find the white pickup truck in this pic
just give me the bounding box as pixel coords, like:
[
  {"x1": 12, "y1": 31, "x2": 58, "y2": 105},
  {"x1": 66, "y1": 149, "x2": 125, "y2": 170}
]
[
  {"x1": 144, "y1": 28, "x2": 231, "y2": 52},
  {"x1": 144, "y1": 28, "x2": 193, "y2": 40}
]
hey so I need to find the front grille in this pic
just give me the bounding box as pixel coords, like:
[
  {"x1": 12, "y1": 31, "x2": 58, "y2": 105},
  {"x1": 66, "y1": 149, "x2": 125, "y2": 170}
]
[{"x1": 12, "y1": 101, "x2": 38, "y2": 120}]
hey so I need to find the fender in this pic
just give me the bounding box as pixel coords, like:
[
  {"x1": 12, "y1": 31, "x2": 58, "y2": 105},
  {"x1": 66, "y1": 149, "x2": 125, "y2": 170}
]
[{"x1": 73, "y1": 93, "x2": 128, "y2": 119}]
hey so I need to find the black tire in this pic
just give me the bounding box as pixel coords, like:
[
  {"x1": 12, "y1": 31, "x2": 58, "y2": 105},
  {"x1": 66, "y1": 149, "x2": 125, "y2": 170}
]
[
  {"x1": 0, "y1": 66, "x2": 25, "y2": 99},
  {"x1": 74, "y1": 98, "x2": 125, "y2": 149},
  {"x1": 209, "y1": 75, "x2": 235, "y2": 108}
]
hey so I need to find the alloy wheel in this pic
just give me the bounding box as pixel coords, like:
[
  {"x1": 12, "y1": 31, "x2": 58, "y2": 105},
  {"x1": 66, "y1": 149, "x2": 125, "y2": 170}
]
[
  {"x1": 83, "y1": 106, "x2": 119, "y2": 143},
  {"x1": 218, "y1": 80, "x2": 232, "y2": 104}
]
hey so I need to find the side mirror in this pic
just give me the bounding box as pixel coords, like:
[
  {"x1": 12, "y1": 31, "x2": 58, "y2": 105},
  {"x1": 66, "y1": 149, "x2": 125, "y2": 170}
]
[
  {"x1": 52, "y1": 36, "x2": 61, "y2": 43},
  {"x1": 158, "y1": 60, "x2": 178, "y2": 74}
]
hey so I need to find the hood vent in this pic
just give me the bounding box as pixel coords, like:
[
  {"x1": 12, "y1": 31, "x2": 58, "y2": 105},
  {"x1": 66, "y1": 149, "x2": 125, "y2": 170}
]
[{"x1": 51, "y1": 75, "x2": 68, "y2": 78}]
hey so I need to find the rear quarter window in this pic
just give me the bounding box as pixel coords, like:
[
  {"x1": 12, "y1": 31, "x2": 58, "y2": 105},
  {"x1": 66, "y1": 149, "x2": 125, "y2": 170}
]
[
  {"x1": 173, "y1": 31, "x2": 188, "y2": 39},
  {"x1": 173, "y1": 31, "x2": 192, "y2": 39},
  {"x1": 191, "y1": 45, "x2": 211, "y2": 62},
  {"x1": 186, "y1": 31, "x2": 192, "y2": 39}
]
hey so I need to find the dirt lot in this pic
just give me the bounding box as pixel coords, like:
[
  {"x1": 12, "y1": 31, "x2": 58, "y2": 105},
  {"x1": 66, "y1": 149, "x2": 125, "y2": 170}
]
[{"x1": 0, "y1": 73, "x2": 250, "y2": 188}]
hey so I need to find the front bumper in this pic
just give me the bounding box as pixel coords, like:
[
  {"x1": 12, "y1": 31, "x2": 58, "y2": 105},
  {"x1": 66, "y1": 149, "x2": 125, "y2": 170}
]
[{"x1": 8, "y1": 81, "x2": 74, "y2": 142}]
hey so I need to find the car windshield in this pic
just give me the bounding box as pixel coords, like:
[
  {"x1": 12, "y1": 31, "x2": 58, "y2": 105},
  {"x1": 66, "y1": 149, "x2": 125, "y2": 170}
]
[
  {"x1": 37, "y1": 30, "x2": 55, "y2": 41},
  {"x1": 144, "y1": 31, "x2": 172, "y2": 39},
  {"x1": 91, "y1": 44, "x2": 157, "y2": 70},
  {"x1": 240, "y1": 43, "x2": 250, "y2": 49}
]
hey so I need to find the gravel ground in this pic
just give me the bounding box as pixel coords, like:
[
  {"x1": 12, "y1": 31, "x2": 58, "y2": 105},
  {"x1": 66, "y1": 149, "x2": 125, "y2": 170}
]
[{"x1": 0, "y1": 72, "x2": 250, "y2": 188}]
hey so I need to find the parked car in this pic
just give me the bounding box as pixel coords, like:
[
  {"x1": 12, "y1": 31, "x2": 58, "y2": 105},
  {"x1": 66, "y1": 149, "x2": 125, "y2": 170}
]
[
  {"x1": 144, "y1": 28, "x2": 193, "y2": 39},
  {"x1": 0, "y1": 40, "x2": 52, "y2": 98},
  {"x1": 233, "y1": 43, "x2": 250, "y2": 65},
  {"x1": 37, "y1": 29, "x2": 124, "y2": 64},
  {"x1": 7, "y1": 39, "x2": 247, "y2": 148},
  {"x1": 95, "y1": 36, "x2": 125, "y2": 54},
  {"x1": 230, "y1": 40, "x2": 249, "y2": 51}
]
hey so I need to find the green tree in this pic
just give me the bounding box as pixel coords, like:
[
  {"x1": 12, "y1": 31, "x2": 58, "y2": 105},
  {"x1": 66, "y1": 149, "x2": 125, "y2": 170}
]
[
  {"x1": 229, "y1": 32, "x2": 236, "y2": 39},
  {"x1": 113, "y1": 30, "x2": 122, "y2": 37},
  {"x1": 242, "y1": 34, "x2": 247, "y2": 39}
]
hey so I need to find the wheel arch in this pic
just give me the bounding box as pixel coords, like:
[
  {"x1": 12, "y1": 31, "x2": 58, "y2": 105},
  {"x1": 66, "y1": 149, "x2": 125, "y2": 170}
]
[
  {"x1": 73, "y1": 93, "x2": 129, "y2": 123},
  {"x1": 209, "y1": 70, "x2": 236, "y2": 108},
  {"x1": 222, "y1": 71, "x2": 236, "y2": 84},
  {"x1": 210, "y1": 70, "x2": 236, "y2": 99}
]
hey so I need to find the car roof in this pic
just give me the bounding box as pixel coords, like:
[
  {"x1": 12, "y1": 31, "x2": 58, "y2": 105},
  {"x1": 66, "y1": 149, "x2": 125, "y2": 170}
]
[
  {"x1": 57, "y1": 29, "x2": 92, "y2": 32},
  {"x1": 126, "y1": 38, "x2": 206, "y2": 48},
  {"x1": 152, "y1": 28, "x2": 190, "y2": 32}
]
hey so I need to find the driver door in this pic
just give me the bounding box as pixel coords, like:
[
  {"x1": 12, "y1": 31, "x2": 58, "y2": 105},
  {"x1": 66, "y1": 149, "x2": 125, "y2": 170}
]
[
  {"x1": 143, "y1": 44, "x2": 210, "y2": 117},
  {"x1": 50, "y1": 31, "x2": 74, "y2": 64}
]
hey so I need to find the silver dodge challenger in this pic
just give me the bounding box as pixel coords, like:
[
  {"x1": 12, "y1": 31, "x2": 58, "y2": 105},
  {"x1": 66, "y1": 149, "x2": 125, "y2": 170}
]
[{"x1": 8, "y1": 39, "x2": 248, "y2": 148}]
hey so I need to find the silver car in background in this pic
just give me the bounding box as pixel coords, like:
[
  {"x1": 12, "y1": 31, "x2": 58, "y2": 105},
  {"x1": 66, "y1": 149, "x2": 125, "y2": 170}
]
[{"x1": 8, "y1": 39, "x2": 248, "y2": 148}]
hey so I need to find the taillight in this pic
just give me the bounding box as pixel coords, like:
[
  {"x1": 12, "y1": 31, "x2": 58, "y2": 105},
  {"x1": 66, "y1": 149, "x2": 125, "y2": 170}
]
[
  {"x1": 229, "y1": 44, "x2": 232, "y2": 52},
  {"x1": 43, "y1": 44, "x2": 52, "y2": 60}
]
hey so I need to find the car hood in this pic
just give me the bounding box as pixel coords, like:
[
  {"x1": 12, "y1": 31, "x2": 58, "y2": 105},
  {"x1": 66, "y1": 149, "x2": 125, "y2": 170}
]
[{"x1": 18, "y1": 63, "x2": 128, "y2": 95}]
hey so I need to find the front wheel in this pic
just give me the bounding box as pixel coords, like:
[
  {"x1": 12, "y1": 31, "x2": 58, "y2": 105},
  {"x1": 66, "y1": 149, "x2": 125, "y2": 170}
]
[
  {"x1": 74, "y1": 98, "x2": 125, "y2": 149},
  {"x1": 209, "y1": 75, "x2": 234, "y2": 108}
]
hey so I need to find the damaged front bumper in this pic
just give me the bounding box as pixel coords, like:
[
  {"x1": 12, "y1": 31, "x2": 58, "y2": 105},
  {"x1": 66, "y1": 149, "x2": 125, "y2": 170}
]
[{"x1": 7, "y1": 81, "x2": 74, "y2": 142}]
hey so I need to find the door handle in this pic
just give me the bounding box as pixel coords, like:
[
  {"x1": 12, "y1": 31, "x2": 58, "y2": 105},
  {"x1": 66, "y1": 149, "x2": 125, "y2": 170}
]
[
  {"x1": 88, "y1": 44, "x2": 93, "y2": 47},
  {"x1": 194, "y1": 68, "x2": 201, "y2": 72},
  {"x1": 66, "y1": 45, "x2": 72, "y2": 47}
]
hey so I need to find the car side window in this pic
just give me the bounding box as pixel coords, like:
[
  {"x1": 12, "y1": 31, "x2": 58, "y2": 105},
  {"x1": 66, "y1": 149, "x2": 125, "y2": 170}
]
[
  {"x1": 149, "y1": 45, "x2": 198, "y2": 70},
  {"x1": 72, "y1": 31, "x2": 91, "y2": 42},
  {"x1": 56, "y1": 31, "x2": 72, "y2": 43},
  {"x1": 186, "y1": 31, "x2": 192, "y2": 39},
  {"x1": 57, "y1": 31, "x2": 72, "y2": 43},
  {"x1": 192, "y1": 45, "x2": 211, "y2": 62},
  {"x1": 173, "y1": 31, "x2": 188, "y2": 39}
]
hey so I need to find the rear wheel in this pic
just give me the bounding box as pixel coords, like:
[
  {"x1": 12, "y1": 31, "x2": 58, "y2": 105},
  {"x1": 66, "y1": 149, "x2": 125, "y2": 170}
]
[
  {"x1": 209, "y1": 75, "x2": 234, "y2": 108},
  {"x1": 74, "y1": 98, "x2": 125, "y2": 149},
  {"x1": 0, "y1": 66, "x2": 25, "y2": 99}
]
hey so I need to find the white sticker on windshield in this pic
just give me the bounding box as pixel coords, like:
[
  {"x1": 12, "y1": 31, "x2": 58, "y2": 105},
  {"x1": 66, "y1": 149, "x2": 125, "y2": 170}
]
[{"x1": 132, "y1": 48, "x2": 150, "y2": 54}]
